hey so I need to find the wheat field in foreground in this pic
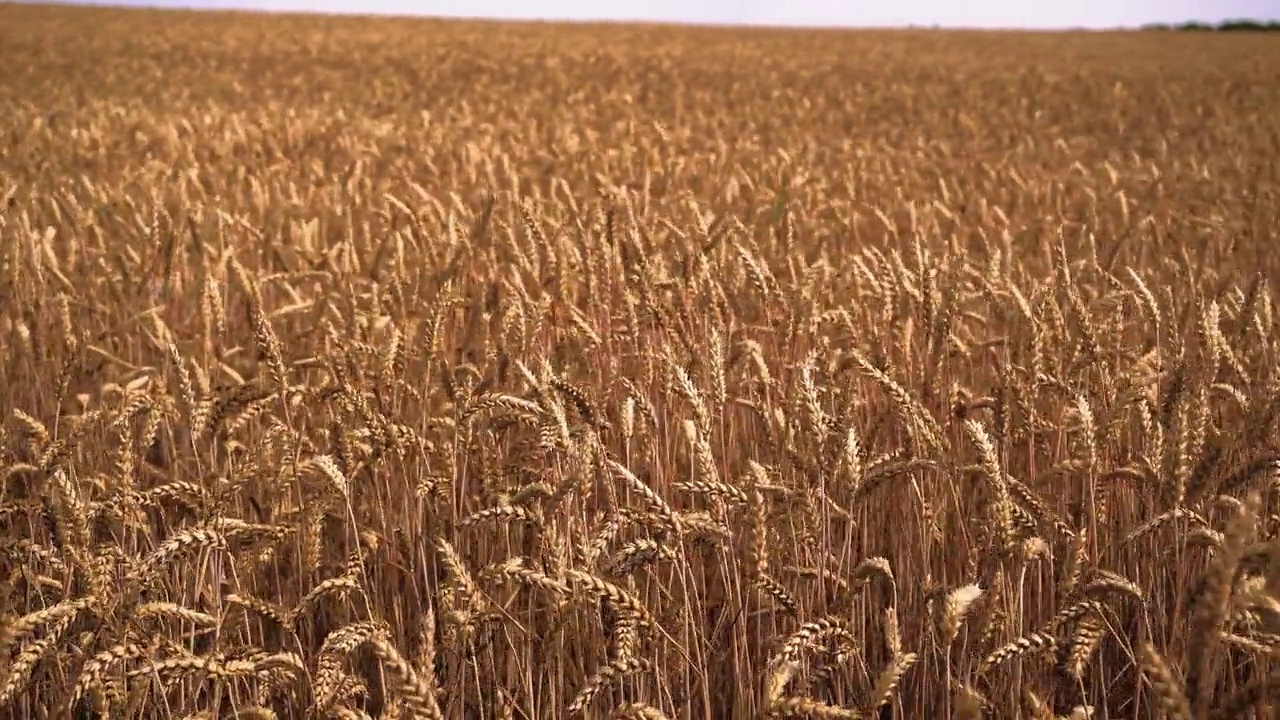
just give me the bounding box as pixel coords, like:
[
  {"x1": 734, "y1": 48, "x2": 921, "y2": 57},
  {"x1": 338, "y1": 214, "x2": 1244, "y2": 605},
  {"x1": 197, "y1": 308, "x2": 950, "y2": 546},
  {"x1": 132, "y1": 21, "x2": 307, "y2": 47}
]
[{"x1": 2, "y1": 4, "x2": 1280, "y2": 719}]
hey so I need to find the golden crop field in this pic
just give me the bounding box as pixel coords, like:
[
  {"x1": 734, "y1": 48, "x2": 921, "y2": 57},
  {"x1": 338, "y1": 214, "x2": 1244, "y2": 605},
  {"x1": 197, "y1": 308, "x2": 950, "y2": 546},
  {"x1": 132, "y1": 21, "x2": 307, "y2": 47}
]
[{"x1": 2, "y1": 3, "x2": 1280, "y2": 718}]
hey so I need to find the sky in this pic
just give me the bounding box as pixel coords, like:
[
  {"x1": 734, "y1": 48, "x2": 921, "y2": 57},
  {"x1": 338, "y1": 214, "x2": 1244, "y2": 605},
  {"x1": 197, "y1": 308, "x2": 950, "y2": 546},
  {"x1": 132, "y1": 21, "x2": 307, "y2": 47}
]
[{"x1": 48, "y1": 0, "x2": 1280, "y2": 29}]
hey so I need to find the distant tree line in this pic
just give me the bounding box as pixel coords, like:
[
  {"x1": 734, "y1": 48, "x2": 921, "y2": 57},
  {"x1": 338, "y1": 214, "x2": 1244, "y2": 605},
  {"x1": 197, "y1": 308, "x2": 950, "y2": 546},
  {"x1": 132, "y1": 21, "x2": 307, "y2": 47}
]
[{"x1": 1142, "y1": 19, "x2": 1280, "y2": 32}]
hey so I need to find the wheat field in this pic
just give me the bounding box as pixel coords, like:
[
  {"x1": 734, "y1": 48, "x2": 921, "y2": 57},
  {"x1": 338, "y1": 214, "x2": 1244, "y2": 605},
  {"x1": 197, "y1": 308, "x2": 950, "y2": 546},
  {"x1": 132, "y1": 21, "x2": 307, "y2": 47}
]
[{"x1": 2, "y1": 4, "x2": 1280, "y2": 719}]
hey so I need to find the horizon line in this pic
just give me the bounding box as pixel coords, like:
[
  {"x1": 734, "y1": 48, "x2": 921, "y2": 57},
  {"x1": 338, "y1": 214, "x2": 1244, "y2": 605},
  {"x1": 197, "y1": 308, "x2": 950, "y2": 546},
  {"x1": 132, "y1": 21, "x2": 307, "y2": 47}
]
[{"x1": 8, "y1": 0, "x2": 1280, "y2": 32}]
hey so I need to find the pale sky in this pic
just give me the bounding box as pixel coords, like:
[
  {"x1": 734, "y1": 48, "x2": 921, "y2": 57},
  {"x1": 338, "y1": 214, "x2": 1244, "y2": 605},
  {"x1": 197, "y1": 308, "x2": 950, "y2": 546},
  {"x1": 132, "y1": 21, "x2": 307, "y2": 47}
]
[{"x1": 52, "y1": 0, "x2": 1280, "y2": 28}]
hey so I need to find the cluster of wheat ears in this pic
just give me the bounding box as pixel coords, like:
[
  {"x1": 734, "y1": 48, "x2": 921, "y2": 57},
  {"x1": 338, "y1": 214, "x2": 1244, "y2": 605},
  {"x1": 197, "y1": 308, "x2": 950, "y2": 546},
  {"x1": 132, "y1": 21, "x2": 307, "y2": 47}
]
[{"x1": 2, "y1": 5, "x2": 1280, "y2": 720}]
